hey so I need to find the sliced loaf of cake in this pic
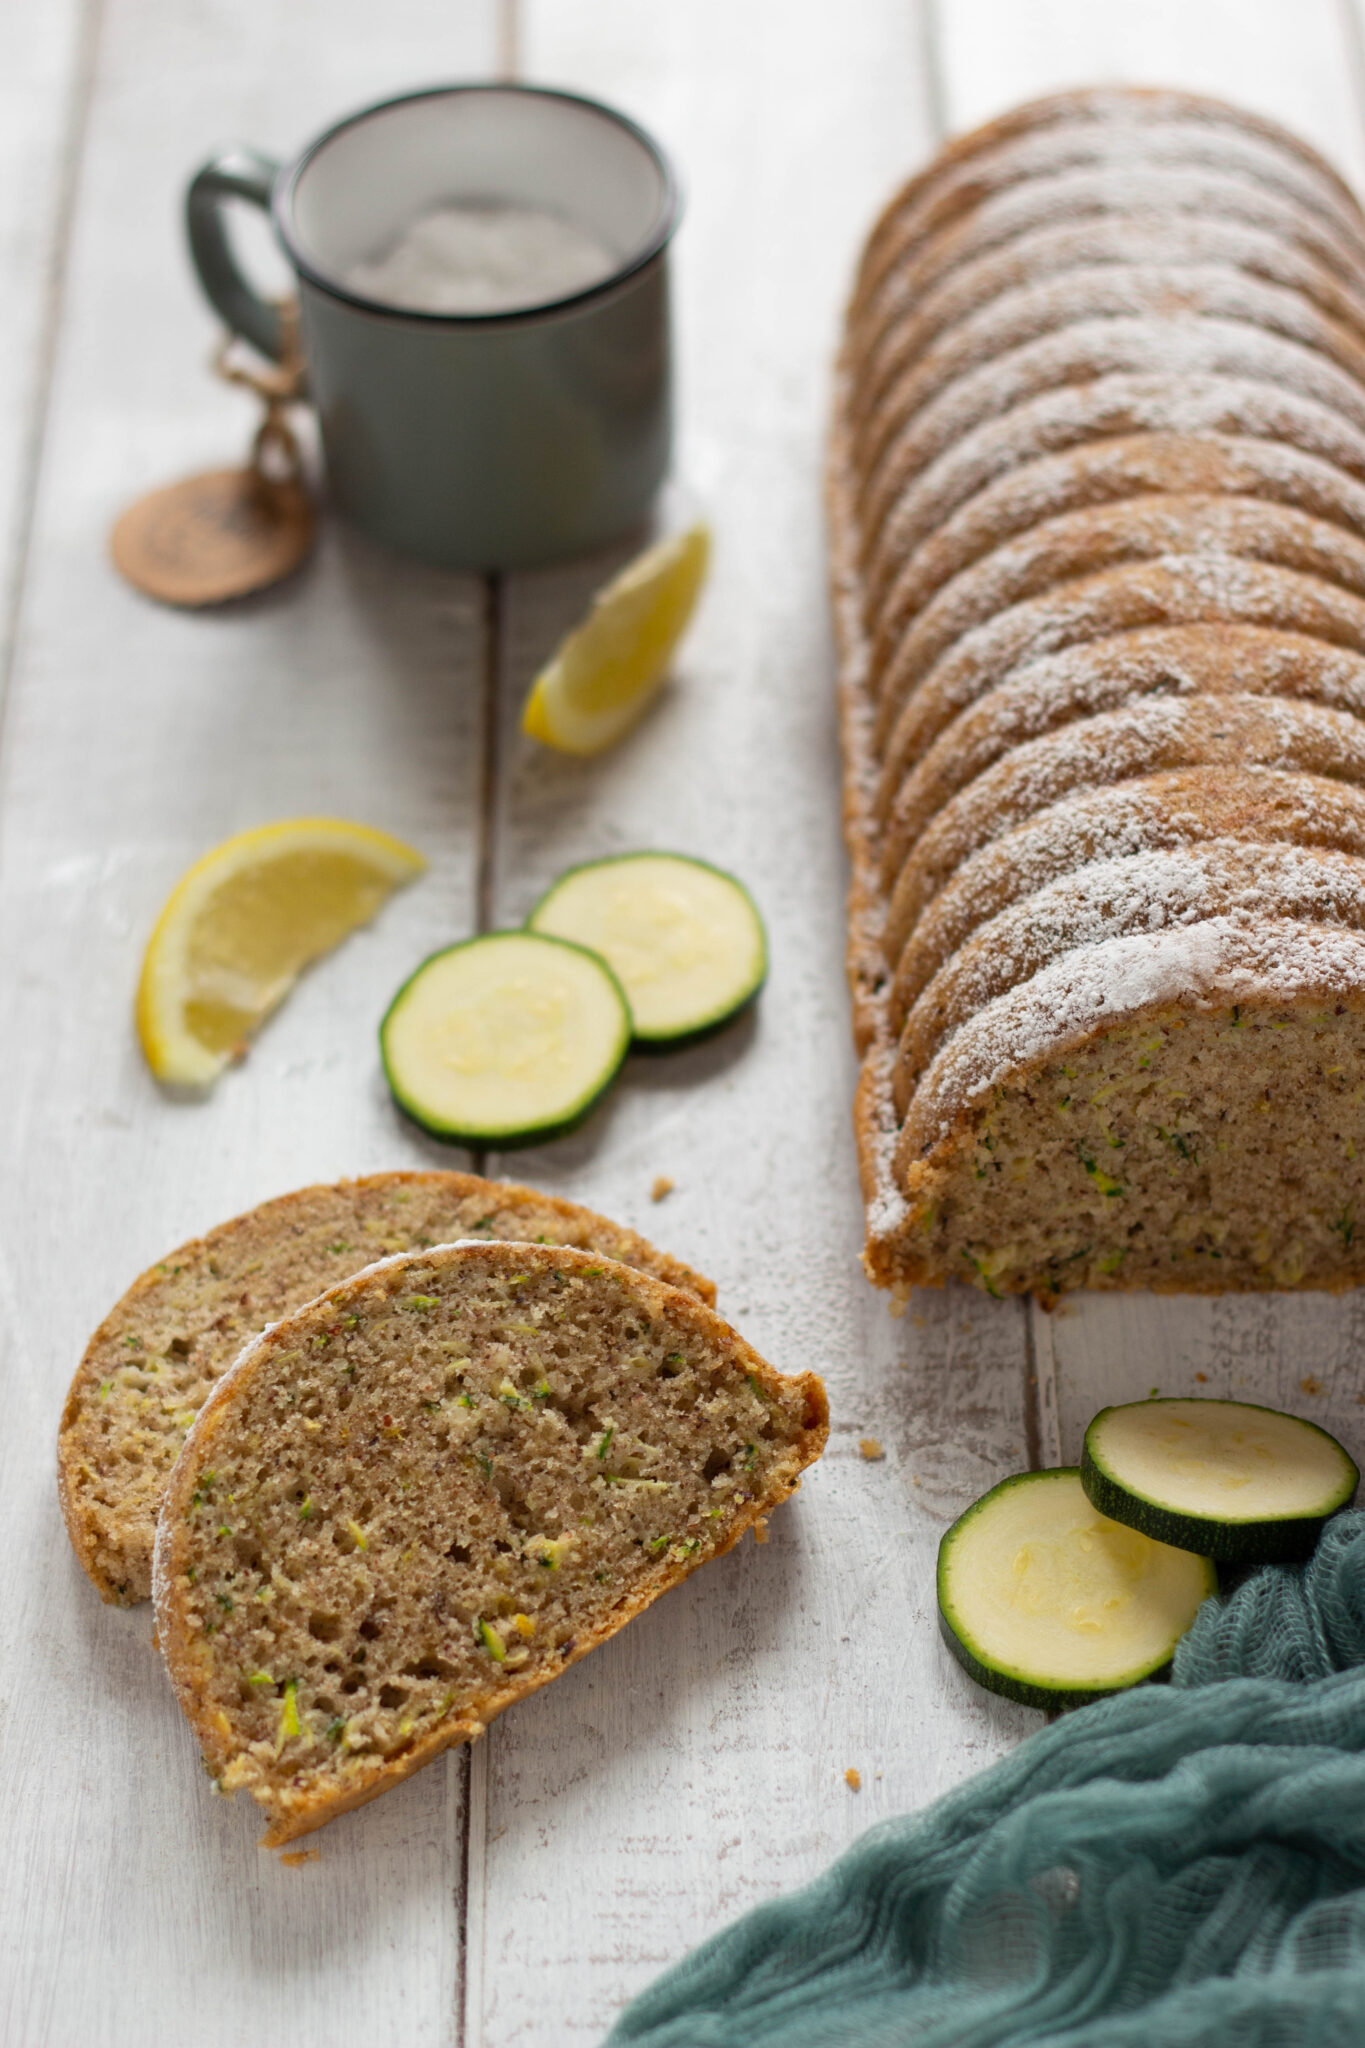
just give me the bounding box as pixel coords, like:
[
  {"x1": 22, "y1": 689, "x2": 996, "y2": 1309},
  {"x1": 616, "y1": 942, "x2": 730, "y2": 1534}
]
[
  {"x1": 60, "y1": 1172, "x2": 713, "y2": 1604},
  {"x1": 833, "y1": 86, "x2": 1365, "y2": 1297},
  {"x1": 153, "y1": 1240, "x2": 827, "y2": 1844}
]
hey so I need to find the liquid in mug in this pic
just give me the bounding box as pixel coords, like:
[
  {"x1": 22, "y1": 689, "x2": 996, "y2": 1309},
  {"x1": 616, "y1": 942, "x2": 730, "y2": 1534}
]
[{"x1": 345, "y1": 199, "x2": 616, "y2": 314}]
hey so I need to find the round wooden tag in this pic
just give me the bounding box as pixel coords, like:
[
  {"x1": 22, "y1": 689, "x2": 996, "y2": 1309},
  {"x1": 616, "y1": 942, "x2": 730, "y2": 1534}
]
[{"x1": 110, "y1": 466, "x2": 314, "y2": 607}]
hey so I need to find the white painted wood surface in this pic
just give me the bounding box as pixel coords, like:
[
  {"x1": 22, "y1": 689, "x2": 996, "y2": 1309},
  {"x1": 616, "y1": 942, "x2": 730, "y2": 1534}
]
[
  {"x1": 5, "y1": 2, "x2": 1365, "y2": 2044},
  {"x1": 0, "y1": 0, "x2": 85, "y2": 686},
  {"x1": 0, "y1": 4, "x2": 497, "y2": 2045},
  {"x1": 472, "y1": 6, "x2": 1040, "y2": 2037}
]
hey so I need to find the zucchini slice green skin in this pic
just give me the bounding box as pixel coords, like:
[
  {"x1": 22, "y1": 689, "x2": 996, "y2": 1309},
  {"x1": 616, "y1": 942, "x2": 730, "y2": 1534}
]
[
  {"x1": 380, "y1": 932, "x2": 631, "y2": 1148},
  {"x1": 935, "y1": 1606, "x2": 1173, "y2": 1715},
  {"x1": 526, "y1": 852, "x2": 767, "y2": 1047},
  {"x1": 1081, "y1": 1398, "x2": 1359, "y2": 1565},
  {"x1": 941, "y1": 1474, "x2": 1219, "y2": 1712}
]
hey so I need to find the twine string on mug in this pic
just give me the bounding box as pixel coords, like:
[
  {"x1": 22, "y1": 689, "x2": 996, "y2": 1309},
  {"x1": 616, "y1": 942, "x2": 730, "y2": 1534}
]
[{"x1": 213, "y1": 299, "x2": 308, "y2": 495}]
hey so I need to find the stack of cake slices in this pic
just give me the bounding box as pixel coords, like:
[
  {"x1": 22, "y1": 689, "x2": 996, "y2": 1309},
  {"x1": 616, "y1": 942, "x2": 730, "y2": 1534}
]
[
  {"x1": 830, "y1": 85, "x2": 1365, "y2": 1301},
  {"x1": 59, "y1": 1174, "x2": 825, "y2": 1841}
]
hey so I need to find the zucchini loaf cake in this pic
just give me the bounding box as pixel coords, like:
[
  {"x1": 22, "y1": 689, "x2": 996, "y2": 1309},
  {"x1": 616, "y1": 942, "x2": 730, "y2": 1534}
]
[
  {"x1": 59, "y1": 1172, "x2": 713, "y2": 1604},
  {"x1": 832, "y1": 86, "x2": 1365, "y2": 1299},
  {"x1": 153, "y1": 1240, "x2": 827, "y2": 1843}
]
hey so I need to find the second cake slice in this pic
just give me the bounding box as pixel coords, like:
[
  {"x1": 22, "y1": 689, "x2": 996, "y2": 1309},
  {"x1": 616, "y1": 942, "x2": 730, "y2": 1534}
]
[{"x1": 153, "y1": 1240, "x2": 827, "y2": 1844}]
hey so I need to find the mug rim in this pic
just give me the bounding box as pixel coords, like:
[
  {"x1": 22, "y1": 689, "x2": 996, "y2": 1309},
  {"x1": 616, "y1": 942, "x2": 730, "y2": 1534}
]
[{"x1": 273, "y1": 80, "x2": 682, "y2": 326}]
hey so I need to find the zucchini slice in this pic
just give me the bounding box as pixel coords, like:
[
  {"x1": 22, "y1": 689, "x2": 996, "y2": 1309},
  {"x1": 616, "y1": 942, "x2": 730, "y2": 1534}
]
[
  {"x1": 526, "y1": 853, "x2": 766, "y2": 1045},
  {"x1": 381, "y1": 932, "x2": 630, "y2": 1146},
  {"x1": 1082, "y1": 1397, "x2": 1359, "y2": 1564},
  {"x1": 938, "y1": 1469, "x2": 1215, "y2": 1712}
]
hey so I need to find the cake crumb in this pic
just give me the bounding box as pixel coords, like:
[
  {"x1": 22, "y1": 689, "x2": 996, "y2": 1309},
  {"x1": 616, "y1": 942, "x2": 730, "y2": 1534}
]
[
  {"x1": 650, "y1": 1176, "x2": 675, "y2": 1202},
  {"x1": 859, "y1": 1437, "x2": 885, "y2": 1461},
  {"x1": 752, "y1": 1516, "x2": 770, "y2": 1544},
  {"x1": 1194, "y1": 1371, "x2": 1208, "y2": 1383},
  {"x1": 845, "y1": 1768, "x2": 862, "y2": 1791},
  {"x1": 1301, "y1": 1375, "x2": 1324, "y2": 1395},
  {"x1": 280, "y1": 1849, "x2": 320, "y2": 1867}
]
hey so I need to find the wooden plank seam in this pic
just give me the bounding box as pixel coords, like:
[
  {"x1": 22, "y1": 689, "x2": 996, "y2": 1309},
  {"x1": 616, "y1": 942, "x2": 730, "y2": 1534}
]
[
  {"x1": 0, "y1": 0, "x2": 103, "y2": 737},
  {"x1": 459, "y1": 8, "x2": 520, "y2": 2020}
]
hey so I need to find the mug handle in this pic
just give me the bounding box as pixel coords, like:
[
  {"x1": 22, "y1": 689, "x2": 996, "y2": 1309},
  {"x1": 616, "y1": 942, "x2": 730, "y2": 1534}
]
[{"x1": 186, "y1": 145, "x2": 287, "y2": 362}]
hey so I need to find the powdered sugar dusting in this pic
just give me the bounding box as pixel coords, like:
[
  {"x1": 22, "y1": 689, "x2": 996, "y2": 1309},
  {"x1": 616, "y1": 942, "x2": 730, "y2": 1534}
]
[
  {"x1": 861, "y1": 264, "x2": 1365, "y2": 490},
  {"x1": 891, "y1": 766, "x2": 1365, "y2": 1018},
  {"x1": 900, "y1": 918, "x2": 1365, "y2": 1162},
  {"x1": 865, "y1": 376, "x2": 1365, "y2": 600},
  {"x1": 872, "y1": 435, "x2": 1365, "y2": 654},
  {"x1": 863, "y1": 316, "x2": 1365, "y2": 555},
  {"x1": 858, "y1": 162, "x2": 1365, "y2": 347},
  {"x1": 856, "y1": 218, "x2": 1365, "y2": 431},
  {"x1": 871, "y1": 489, "x2": 1365, "y2": 710},
  {"x1": 884, "y1": 691, "x2": 1365, "y2": 936},
  {"x1": 863, "y1": 111, "x2": 1365, "y2": 277},
  {"x1": 888, "y1": 625, "x2": 1365, "y2": 873},
  {"x1": 896, "y1": 840, "x2": 1365, "y2": 1097},
  {"x1": 876, "y1": 552, "x2": 1365, "y2": 813}
]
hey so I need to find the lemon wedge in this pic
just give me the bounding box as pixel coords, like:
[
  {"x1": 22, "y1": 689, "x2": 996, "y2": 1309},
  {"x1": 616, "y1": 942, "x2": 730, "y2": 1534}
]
[
  {"x1": 521, "y1": 523, "x2": 710, "y2": 755},
  {"x1": 137, "y1": 818, "x2": 426, "y2": 1086}
]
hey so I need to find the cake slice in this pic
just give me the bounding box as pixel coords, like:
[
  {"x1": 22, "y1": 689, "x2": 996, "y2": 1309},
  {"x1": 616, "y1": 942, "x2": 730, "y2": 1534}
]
[
  {"x1": 884, "y1": 767, "x2": 1365, "y2": 1039},
  {"x1": 870, "y1": 438, "x2": 1365, "y2": 672},
  {"x1": 883, "y1": 624, "x2": 1365, "y2": 903},
  {"x1": 873, "y1": 919, "x2": 1365, "y2": 1297},
  {"x1": 882, "y1": 693, "x2": 1365, "y2": 942},
  {"x1": 153, "y1": 1240, "x2": 827, "y2": 1845},
  {"x1": 862, "y1": 376, "x2": 1365, "y2": 606},
  {"x1": 855, "y1": 218, "x2": 1365, "y2": 441},
  {"x1": 868, "y1": 490, "x2": 1365, "y2": 708},
  {"x1": 854, "y1": 168, "x2": 1365, "y2": 394},
  {"x1": 892, "y1": 841, "x2": 1365, "y2": 1109},
  {"x1": 59, "y1": 1172, "x2": 713, "y2": 1606}
]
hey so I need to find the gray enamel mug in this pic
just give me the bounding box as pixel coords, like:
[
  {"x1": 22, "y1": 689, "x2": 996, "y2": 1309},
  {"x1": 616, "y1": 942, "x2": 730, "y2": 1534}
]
[{"x1": 187, "y1": 84, "x2": 681, "y2": 569}]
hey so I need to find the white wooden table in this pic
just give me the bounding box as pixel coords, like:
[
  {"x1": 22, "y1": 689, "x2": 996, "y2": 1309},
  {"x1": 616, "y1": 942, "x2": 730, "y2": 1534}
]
[{"x1": 5, "y1": 3, "x2": 1365, "y2": 2042}]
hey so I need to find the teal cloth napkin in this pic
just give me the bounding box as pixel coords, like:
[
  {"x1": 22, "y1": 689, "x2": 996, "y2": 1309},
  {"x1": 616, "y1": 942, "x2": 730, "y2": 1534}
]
[{"x1": 607, "y1": 1511, "x2": 1365, "y2": 2045}]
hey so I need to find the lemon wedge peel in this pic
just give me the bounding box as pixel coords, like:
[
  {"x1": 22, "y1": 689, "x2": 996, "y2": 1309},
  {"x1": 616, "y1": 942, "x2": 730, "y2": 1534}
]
[
  {"x1": 520, "y1": 523, "x2": 711, "y2": 757},
  {"x1": 137, "y1": 818, "x2": 426, "y2": 1088}
]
